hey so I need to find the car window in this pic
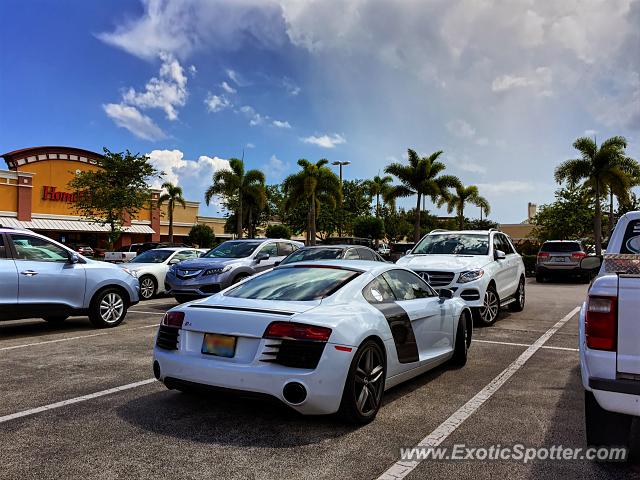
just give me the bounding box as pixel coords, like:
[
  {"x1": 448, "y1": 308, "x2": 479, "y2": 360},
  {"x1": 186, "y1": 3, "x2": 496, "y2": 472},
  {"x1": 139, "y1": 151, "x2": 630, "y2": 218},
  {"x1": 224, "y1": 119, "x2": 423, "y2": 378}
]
[
  {"x1": 499, "y1": 234, "x2": 515, "y2": 254},
  {"x1": 362, "y1": 276, "x2": 396, "y2": 304},
  {"x1": 492, "y1": 235, "x2": 505, "y2": 253},
  {"x1": 621, "y1": 219, "x2": 640, "y2": 254},
  {"x1": 540, "y1": 241, "x2": 582, "y2": 253},
  {"x1": 413, "y1": 234, "x2": 489, "y2": 255},
  {"x1": 130, "y1": 249, "x2": 173, "y2": 263},
  {"x1": 0, "y1": 235, "x2": 6, "y2": 259},
  {"x1": 259, "y1": 243, "x2": 279, "y2": 257},
  {"x1": 172, "y1": 250, "x2": 197, "y2": 262},
  {"x1": 344, "y1": 248, "x2": 360, "y2": 259},
  {"x1": 279, "y1": 247, "x2": 343, "y2": 265},
  {"x1": 357, "y1": 248, "x2": 376, "y2": 261},
  {"x1": 203, "y1": 241, "x2": 262, "y2": 258},
  {"x1": 383, "y1": 269, "x2": 435, "y2": 300},
  {"x1": 277, "y1": 242, "x2": 294, "y2": 256},
  {"x1": 10, "y1": 234, "x2": 69, "y2": 262}
]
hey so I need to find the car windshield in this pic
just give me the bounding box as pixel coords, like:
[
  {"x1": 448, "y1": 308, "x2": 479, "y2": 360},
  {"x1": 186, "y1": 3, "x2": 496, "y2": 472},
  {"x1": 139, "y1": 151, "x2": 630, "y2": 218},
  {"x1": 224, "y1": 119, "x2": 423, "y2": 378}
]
[
  {"x1": 225, "y1": 266, "x2": 360, "y2": 301},
  {"x1": 130, "y1": 250, "x2": 173, "y2": 263},
  {"x1": 280, "y1": 248, "x2": 343, "y2": 265},
  {"x1": 540, "y1": 242, "x2": 581, "y2": 253},
  {"x1": 203, "y1": 241, "x2": 263, "y2": 258},
  {"x1": 412, "y1": 234, "x2": 489, "y2": 255}
]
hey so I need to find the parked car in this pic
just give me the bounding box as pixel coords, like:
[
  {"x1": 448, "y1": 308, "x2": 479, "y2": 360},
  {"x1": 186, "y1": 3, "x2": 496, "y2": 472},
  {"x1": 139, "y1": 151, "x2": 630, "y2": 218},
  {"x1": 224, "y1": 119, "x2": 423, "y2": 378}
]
[
  {"x1": 0, "y1": 227, "x2": 139, "y2": 327},
  {"x1": 105, "y1": 241, "x2": 188, "y2": 263},
  {"x1": 119, "y1": 247, "x2": 207, "y2": 300},
  {"x1": 536, "y1": 240, "x2": 589, "y2": 283},
  {"x1": 69, "y1": 244, "x2": 94, "y2": 257},
  {"x1": 278, "y1": 245, "x2": 386, "y2": 266},
  {"x1": 579, "y1": 211, "x2": 640, "y2": 453},
  {"x1": 378, "y1": 243, "x2": 391, "y2": 256},
  {"x1": 396, "y1": 229, "x2": 525, "y2": 326},
  {"x1": 165, "y1": 238, "x2": 303, "y2": 303},
  {"x1": 153, "y1": 260, "x2": 472, "y2": 423}
]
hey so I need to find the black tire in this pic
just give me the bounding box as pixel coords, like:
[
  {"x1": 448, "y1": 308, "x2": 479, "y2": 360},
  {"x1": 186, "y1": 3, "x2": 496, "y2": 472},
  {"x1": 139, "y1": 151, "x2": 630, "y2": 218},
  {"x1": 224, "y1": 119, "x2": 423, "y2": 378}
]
[
  {"x1": 585, "y1": 390, "x2": 632, "y2": 452},
  {"x1": 581, "y1": 273, "x2": 592, "y2": 284},
  {"x1": 451, "y1": 312, "x2": 471, "y2": 366},
  {"x1": 535, "y1": 273, "x2": 544, "y2": 283},
  {"x1": 232, "y1": 273, "x2": 250, "y2": 285},
  {"x1": 42, "y1": 316, "x2": 68, "y2": 324},
  {"x1": 339, "y1": 339, "x2": 386, "y2": 424},
  {"x1": 88, "y1": 288, "x2": 128, "y2": 328},
  {"x1": 473, "y1": 285, "x2": 500, "y2": 326},
  {"x1": 138, "y1": 275, "x2": 157, "y2": 300},
  {"x1": 174, "y1": 294, "x2": 193, "y2": 304},
  {"x1": 508, "y1": 277, "x2": 526, "y2": 312}
]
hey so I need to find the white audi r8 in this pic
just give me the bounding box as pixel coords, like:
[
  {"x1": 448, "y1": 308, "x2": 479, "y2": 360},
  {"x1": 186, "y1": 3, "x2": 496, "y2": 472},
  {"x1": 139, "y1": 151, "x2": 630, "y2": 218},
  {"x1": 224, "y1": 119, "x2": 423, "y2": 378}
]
[{"x1": 152, "y1": 260, "x2": 472, "y2": 423}]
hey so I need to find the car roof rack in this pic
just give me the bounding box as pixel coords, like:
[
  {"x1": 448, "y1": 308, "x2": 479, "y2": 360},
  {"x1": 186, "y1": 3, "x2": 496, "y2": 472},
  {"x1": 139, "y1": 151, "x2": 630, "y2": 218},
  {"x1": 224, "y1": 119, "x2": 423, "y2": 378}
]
[
  {"x1": 429, "y1": 229, "x2": 449, "y2": 234},
  {"x1": 488, "y1": 228, "x2": 499, "y2": 233}
]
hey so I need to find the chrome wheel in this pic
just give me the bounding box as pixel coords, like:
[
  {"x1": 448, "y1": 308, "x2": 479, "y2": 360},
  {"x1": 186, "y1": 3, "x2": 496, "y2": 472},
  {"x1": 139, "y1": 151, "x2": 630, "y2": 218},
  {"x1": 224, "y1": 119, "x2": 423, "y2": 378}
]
[
  {"x1": 99, "y1": 292, "x2": 124, "y2": 323},
  {"x1": 354, "y1": 346, "x2": 385, "y2": 416},
  {"x1": 518, "y1": 281, "x2": 525, "y2": 306},
  {"x1": 479, "y1": 289, "x2": 499, "y2": 323},
  {"x1": 140, "y1": 277, "x2": 155, "y2": 300}
]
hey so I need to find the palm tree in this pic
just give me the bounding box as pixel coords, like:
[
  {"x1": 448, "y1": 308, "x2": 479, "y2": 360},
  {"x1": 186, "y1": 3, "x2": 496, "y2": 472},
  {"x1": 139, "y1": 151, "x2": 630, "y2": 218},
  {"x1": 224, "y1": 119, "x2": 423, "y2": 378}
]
[
  {"x1": 365, "y1": 174, "x2": 394, "y2": 217},
  {"x1": 158, "y1": 182, "x2": 186, "y2": 243},
  {"x1": 604, "y1": 157, "x2": 640, "y2": 236},
  {"x1": 438, "y1": 183, "x2": 490, "y2": 230},
  {"x1": 283, "y1": 159, "x2": 342, "y2": 245},
  {"x1": 385, "y1": 148, "x2": 460, "y2": 242},
  {"x1": 555, "y1": 136, "x2": 637, "y2": 255},
  {"x1": 205, "y1": 158, "x2": 265, "y2": 239}
]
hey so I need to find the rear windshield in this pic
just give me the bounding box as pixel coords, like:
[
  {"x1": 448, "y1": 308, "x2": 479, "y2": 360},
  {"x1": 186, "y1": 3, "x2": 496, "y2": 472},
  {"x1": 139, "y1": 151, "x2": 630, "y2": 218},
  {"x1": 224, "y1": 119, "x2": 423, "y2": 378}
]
[
  {"x1": 225, "y1": 266, "x2": 359, "y2": 301},
  {"x1": 280, "y1": 248, "x2": 343, "y2": 265},
  {"x1": 540, "y1": 242, "x2": 581, "y2": 253}
]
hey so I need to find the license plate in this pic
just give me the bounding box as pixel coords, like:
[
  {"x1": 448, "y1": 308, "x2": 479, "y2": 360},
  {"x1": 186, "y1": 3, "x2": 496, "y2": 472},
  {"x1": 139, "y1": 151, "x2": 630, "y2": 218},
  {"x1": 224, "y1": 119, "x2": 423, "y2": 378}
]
[
  {"x1": 201, "y1": 333, "x2": 237, "y2": 358},
  {"x1": 550, "y1": 256, "x2": 566, "y2": 262}
]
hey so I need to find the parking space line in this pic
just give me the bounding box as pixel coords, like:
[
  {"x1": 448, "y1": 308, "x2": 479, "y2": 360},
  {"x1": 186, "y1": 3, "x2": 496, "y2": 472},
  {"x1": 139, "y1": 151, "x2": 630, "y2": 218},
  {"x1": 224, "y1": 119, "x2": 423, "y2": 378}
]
[
  {"x1": 0, "y1": 324, "x2": 159, "y2": 352},
  {"x1": 0, "y1": 379, "x2": 156, "y2": 424},
  {"x1": 473, "y1": 339, "x2": 579, "y2": 352},
  {"x1": 377, "y1": 305, "x2": 581, "y2": 480}
]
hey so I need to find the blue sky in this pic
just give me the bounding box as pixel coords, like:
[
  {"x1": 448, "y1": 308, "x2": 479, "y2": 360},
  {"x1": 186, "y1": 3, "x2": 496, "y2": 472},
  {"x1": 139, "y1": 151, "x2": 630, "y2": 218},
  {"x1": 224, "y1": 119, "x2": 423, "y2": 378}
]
[{"x1": 1, "y1": 0, "x2": 639, "y2": 222}]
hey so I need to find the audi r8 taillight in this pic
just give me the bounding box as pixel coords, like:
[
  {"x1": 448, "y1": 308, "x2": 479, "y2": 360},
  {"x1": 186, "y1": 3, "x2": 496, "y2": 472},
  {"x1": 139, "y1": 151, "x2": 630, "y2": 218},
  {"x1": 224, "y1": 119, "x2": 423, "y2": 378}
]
[
  {"x1": 585, "y1": 296, "x2": 617, "y2": 351},
  {"x1": 162, "y1": 311, "x2": 185, "y2": 328},
  {"x1": 261, "y1": 322, "x2": 332, "y2": 369},
  {"x1": 157, "y1": 311, "x2": 185, "y2": 350},
  {"x1": 264, "y1": 322, "x2": 332, "y2": 342}
]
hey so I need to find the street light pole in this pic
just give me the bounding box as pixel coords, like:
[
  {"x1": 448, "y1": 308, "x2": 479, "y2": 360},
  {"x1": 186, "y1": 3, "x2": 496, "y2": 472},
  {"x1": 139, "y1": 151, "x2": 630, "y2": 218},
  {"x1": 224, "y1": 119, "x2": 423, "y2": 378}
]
[{"x1": 332, "y1": 161, "x2": 351, "y2": 238}]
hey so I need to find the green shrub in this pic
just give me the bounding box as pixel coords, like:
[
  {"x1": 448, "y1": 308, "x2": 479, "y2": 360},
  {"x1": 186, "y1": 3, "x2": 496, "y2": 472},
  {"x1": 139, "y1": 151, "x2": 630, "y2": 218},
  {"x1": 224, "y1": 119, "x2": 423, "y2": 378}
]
[
  {"x1": 522, "y1": 255, "x2": 537, "y2": 277},
  {"x1": 187, "y1": 224, "x2": 215, "y2": 248},
  {"x1": 265, "y1": 224, "x2": 291, "y2": 239}
]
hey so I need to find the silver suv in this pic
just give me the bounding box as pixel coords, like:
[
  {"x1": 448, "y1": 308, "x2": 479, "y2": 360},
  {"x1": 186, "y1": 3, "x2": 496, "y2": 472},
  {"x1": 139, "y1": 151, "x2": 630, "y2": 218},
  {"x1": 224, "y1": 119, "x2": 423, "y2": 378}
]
[
  {"x1": 0, "y1": 227, "x2": 140, "y2": 327},
  {"x1": 165, "y1": 238, "x2": 304, "y2": 303},
  {"x1": 535, "y1": 240, "x2": 589, "y2": 283}
]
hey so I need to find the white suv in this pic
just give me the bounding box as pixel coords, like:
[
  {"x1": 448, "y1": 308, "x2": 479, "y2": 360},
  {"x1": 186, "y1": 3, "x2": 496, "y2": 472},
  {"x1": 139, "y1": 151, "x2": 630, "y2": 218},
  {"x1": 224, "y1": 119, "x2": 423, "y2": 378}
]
[{"x1": 396, "y1": 229, "x2": 526, "y2": 326}]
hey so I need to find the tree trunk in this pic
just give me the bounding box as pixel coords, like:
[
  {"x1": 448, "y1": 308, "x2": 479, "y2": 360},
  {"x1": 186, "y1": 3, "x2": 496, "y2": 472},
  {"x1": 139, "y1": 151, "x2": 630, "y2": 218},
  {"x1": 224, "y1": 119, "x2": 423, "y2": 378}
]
[
  {"x1": 376, "y1": 193, "x2": 380, "y2": 217},
  {"x1": 595, "y1": 181, "x2": 602, "y2": 256},
  {"x1": 609, "y1": 191, "x2": 614, "y2": 237},
  {"x1": 414, "y1": 194, "x2": 422, "y2": 243},
  {"x1": 309, "y1": 194, "x2": 317, "y2": 246},
  {"x1": 168, "y1": 202, "x2": 174, "y2": 243},
  {"x1": 459, "y1": 204, "x2": 464, "y2": 230},
  {"x1": 237, "y1": 188, "x2": 243, "y2": 239},
  {"x1": 248, "y1": 207, "x2": 253, "y2": 238}
]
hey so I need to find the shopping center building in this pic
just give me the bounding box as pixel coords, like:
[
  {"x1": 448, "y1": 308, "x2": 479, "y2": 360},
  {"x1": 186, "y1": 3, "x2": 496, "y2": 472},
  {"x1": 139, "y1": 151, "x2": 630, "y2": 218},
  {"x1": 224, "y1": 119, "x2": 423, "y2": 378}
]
[{"x1": 0, "y1": 146, "x2": 229, "y2": 248}]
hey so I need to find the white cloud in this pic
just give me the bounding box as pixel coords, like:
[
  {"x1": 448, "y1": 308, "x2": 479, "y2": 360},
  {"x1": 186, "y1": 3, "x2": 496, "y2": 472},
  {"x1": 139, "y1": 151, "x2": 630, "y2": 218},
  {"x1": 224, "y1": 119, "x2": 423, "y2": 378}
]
[
  {"x1": 146, "y1": 149, "x2": 231, "y2": 209},
  {"x1": 221, "y1": 81, "x2": 237, "y2": 94},
  {"x1": 103, "y1": 103, "x2": 166, "y2": 141},
  {"x1": 458, "y1": 162, "x2": 487, "y2": 175},
  {"x1": 446, "y1": 119, "x2": 475, "y2": 139},
  {"x1": 475, "y1": 137, "x2": 489, "y2": 146},
  {"x1": 264, "y1": 154, "x2": 288, "y2": 181},
  {"x1": 226, "y1": 68, "x2": 247, "y2": 86},
  {"x1": 246, "y1": 142, "x2": 256, "y2": 149},
  {"x1": 584, "y1": 129, "x2": 598, "y2": 137},
  {"x1": 121, "y1": 52, "x2": 188, "y2": 121},
  {"x1": 188, "y1": 65, "x2": 197, "y2": 76},
  {"x1": 476, "y1": 181, "x2": 535, "y2": 196},
  {"x1": 302, "y1": 133, "x2": 346, "y2": 149},
  {"x1": 272, "y1": 119, "x2": 291, "y2": 128},
  {"x1": 491, "y1": 67, "x2": 553, "y2": 97},
  {"x1": 239, "y1": 105, "x2": 266, "y2": 126},
  {"x1": 205, "y1": 93, "x2": 232, "y2": 112},
  {"x1": 282, "y1": 77, "x2": 301, "y2": 95}
]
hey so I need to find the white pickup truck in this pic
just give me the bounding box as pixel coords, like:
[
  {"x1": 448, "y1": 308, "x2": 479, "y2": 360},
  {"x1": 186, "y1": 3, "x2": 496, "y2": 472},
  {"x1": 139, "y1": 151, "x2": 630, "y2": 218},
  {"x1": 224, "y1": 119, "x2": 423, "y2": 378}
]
[{"x1": 579, "y1": 211, "x2": 640, "y2": 452}]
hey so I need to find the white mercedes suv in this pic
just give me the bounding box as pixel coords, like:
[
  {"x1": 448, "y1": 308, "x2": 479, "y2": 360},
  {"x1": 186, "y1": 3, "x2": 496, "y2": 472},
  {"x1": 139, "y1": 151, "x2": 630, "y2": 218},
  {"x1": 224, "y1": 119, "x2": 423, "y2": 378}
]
[{"x1": 396, "y1": 229, "x2": 526, "y2": 326}]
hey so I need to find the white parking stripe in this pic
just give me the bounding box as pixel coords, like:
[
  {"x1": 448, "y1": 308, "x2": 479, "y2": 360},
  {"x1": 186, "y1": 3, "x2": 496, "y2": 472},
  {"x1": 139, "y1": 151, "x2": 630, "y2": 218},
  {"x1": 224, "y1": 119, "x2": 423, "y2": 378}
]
[
  {"x1": 472, "y1": 339, "x2": 579, "y2": 352},
  {"x1": 0, "y1": 379, "x2": 156, "y2": 424},
  {"x1": 0, "y1": 324, "x2": 159, "y2": 352},
  {"x1": 377, "y1": 305, "x2": 581, "y2": 480}
]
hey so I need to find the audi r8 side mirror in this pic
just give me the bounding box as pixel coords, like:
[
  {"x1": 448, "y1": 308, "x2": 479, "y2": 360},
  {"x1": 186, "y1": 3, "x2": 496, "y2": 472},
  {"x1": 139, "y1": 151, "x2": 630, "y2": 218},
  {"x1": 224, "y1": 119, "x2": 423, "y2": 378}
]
[{"x1": 439, "y1": 288, "x2": 454, "y2": 300}]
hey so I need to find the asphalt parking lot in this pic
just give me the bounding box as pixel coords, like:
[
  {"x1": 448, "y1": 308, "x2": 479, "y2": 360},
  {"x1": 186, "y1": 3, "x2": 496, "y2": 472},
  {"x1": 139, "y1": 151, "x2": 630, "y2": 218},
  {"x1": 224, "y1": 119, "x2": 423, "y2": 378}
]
[{"x1": 1, "y1": 280, "x2": 638, "y2": 480}]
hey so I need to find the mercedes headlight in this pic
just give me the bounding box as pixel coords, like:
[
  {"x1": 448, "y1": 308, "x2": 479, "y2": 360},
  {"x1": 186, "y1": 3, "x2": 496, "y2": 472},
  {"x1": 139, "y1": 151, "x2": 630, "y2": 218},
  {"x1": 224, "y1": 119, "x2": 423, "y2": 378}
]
[
  {"x1": 122, "y1": 267, "x2": 138, "y2": 278},
  {"x1": 203, "y1": 265, "x2": 232, "y2": 276},
  {"x1": 458, "y1": 269, "x2": 484, "y2": 284}
]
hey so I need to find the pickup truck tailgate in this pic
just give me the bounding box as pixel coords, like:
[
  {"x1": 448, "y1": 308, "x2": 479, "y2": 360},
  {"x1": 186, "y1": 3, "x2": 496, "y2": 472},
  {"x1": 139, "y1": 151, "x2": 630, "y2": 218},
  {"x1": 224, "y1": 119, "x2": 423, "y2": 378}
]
[{"x1": 617, "y1": 274, "x2": 640, "y2": 374}]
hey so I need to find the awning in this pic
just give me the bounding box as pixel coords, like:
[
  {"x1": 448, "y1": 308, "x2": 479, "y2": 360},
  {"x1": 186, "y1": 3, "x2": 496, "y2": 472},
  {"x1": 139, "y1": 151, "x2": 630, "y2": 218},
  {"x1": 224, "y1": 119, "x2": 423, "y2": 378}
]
[{"x1": 0, "y1": 216, "x2": 155, "y2": 234}]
